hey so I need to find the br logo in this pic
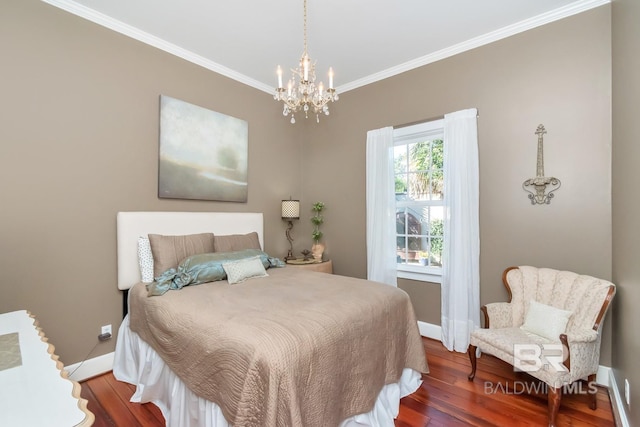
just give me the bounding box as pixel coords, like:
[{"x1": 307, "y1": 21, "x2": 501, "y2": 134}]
[{"x1": 513, "y1": 344, "x2": 567, "y2": 373}]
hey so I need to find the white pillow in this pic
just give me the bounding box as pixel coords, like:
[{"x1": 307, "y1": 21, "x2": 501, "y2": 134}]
[
  {"x1": 520, "y1": 300, "x2": 572, "y2": 341},
  {"x1": 137, "y1": 236, "x2": 154, "y2": 283},
  {"x1": 222, "y1": 256, "x2": 268, "y2": 284}
]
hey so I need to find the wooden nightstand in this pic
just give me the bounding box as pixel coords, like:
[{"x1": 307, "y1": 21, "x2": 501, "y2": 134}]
[{"x1": 286, "y1": 259, "x2": 333, "y2": 274}]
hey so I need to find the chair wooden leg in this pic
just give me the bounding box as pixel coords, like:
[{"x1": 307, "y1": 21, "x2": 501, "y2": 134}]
[
  {"x1": 467, "y1": 345, "x2": 477, "y2": 380},
  {"x1": 588, "y1": 374, "x2": 597, "y2": 410},
  {"x1": 548, "y1": 386, "x2": 562, "y2": 427}
]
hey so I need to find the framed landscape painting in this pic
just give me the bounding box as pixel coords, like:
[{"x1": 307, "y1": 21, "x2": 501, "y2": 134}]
[{"x1": 158, "y1": 95, "x2": 248, "y2": 202}]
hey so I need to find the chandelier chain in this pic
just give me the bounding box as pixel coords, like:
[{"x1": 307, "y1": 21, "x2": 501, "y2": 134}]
[{"x1": 303, "y1": 0, "x2": 307, "y2": 55}]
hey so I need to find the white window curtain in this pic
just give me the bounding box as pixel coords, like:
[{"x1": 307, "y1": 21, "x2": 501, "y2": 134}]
[
  {"x1": 441, "y1": 108, "x2": 480, "y2": 353},
  {"x1": 366, "y1": 127, "x2": 397, "y2": 287}
]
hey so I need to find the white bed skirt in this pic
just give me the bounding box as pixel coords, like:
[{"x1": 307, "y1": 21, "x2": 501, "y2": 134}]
[{"x1": 113, "y1": 315, "x2": 422, "y2": 427}]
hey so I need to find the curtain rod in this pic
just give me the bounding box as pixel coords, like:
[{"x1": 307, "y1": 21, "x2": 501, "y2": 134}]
[
  {"x1": 393, "y1": 110, "x2": 479, "y2": 130},
  {"x1": 393, "y1": 115, "x2": 444, "y2": 130}
]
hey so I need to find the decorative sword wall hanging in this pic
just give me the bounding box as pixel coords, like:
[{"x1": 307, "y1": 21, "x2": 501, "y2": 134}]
[{"x1": 522, "y1": 124, "x2": 561, "y2": 204}]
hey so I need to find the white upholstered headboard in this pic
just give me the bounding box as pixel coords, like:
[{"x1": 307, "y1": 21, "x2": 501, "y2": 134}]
[{"x1": 117, "y1": 211, "x2": 264, "y2": 290}]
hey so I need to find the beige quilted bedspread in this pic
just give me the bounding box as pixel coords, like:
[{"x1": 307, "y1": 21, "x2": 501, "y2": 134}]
[{"x1": 129, "y1": 267, "x2": 428, "y2": 427}]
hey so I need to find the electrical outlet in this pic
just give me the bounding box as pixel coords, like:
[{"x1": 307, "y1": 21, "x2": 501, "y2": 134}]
[
  {"x1": 101, "y1": 324, "x2": 112, "y2": 336},
  {"x1": 625, "y1": 379, "x2": 631, "y2": 407},
  {"x1": 98, "y1": 324, "x2": 112, "y2": 341}
]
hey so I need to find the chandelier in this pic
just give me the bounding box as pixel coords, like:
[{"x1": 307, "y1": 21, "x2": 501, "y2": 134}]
[{"x1": 274, "y1": 0, "x2": 338, "y2": 124}]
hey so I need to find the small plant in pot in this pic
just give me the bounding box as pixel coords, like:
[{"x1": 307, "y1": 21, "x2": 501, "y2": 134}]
[
  {"x1": 418, "y1": 251, "x2": 429, "y2": 266},
  {"x1": 311, "y1": 202, "x2": 325, "y2": 262}
]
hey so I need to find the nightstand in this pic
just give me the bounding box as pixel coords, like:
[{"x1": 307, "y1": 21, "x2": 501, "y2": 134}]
[{"x1": 286, "y1": 259, "x2": 333, "y2": 274}]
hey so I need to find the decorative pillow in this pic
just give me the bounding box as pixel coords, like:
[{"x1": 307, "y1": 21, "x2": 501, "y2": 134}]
[
  {"x1": 223, "y1": 256, "x2": 269, "y2": 284},
  {"x1": 137, "y1": 236, "x2": 154, "y2": 283},
  {"x1": 147, "y1": 249, "x2": 284, "y2": 296},
  {"x1": 520, "y1": 300, "x2": 572, "y2": 341},
  {"x1": 148, "y1": 233, "x2": 215, "y2": 277},
  {"x1": 214, "y1": 232, "x2": 261, "y2": 252}
]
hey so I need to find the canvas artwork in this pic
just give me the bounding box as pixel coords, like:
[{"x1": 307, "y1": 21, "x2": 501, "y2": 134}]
[{"x1": 159, "y1": 95, "x2": 249, "y2": 202}]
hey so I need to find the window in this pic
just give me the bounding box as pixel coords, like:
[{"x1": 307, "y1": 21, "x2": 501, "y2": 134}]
[{"x1": 393, "y1": 119, "x2": 444, "y2": 282}]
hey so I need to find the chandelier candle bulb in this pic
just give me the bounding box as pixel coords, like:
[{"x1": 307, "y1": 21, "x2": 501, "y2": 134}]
[
  {"x1": 277, "y1": 66, "x2": 283, "y2": 88},
  {"x1": 329, "y1": 67, "x2": 334, "y2": 89}
]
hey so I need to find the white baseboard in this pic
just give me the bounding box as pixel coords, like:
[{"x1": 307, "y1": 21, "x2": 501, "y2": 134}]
[
  {"x1": 66, "y1": 351, "x2": 114, "y2": 382},
  {"x1": 596, "y1": 365, "x2": 611, "y2": 387},
  {"x1": 417, "y1": 321, "x2": 611, "y2": 387},
  {"x1": 609, "y1": 370, "x2": 631, "y2": 427},
  {"x1": 417, "y1": 320, "x2": 442, "y2": 340}
]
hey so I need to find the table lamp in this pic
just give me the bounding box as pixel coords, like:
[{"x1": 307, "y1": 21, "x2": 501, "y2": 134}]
[{"x1": 281, "y1": 198, "x2": 300, "y2": 261}]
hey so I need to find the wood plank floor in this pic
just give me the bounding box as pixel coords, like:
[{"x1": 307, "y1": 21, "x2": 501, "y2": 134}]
[{"x1": 81, "y1": 337, "x2": 614, "y2": 426}]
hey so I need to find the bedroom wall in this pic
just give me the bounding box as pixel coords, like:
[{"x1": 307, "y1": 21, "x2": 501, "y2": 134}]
[
  {"x1": 0, "y1": 0, "x2": 616, "y2": 371},
  {"x1": 303, "y1": 6, "x2": 613, "y2": 363},
  {"x1": 612, "y1": 0, "x2": 640, "y2": 423},
  {"x1": 0, "y1": 0, "x2": 300, "y2": 364}
]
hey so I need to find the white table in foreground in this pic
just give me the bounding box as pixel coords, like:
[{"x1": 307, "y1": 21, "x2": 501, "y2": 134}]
[{"x1": 0, "y1": 310, "x2": 94, "y2": 427}]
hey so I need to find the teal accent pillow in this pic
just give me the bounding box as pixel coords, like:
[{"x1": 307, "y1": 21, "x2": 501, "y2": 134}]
[{"x1": 147, "y1": 249, "x2": 285, "y2": 296}]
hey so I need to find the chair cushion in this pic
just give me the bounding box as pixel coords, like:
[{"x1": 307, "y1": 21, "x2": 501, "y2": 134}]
[
  {"x1": 470, "y1": 327, "x2": 571, "y2": 386},
  {"x1": 472, "y1": 327, "x2": 552, "y2": 356}
]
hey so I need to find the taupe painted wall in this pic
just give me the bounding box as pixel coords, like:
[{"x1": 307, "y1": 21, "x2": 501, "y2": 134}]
[
  {"x1": 612, "y1": 0, "x2": 640, "y2": 423},
  {"x1": 0, "y1": 0, "x2": 300, "y2": 364},
  {"x1": 1, "y1": 0, "x2": 615, "y2": 372},
  {"x1": 304, "y1": 6, "x2": 613, "y2": 364}
]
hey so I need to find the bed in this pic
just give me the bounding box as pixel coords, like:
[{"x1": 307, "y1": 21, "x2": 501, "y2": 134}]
[{"x1": 113, "y1": 211, "x2": 428, "y2": 427}]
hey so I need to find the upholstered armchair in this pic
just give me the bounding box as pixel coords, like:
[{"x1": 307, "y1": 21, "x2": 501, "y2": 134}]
[{"x1": 467, "y1": 266, "x2": 615, "y2": 427}]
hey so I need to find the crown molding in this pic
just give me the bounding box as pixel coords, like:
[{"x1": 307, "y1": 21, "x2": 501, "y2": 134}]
[
  {"x1": 42, "y1": 0, "x2": 609, "y2": 95},
  {"x1": 41, "y1": 0, "x2": 274, "y2": 94},
  {"x1": 337, "y1": 0, "x2": 610, "y2": 93}
]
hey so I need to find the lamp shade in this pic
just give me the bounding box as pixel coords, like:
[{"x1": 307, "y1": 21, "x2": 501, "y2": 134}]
[{"x1": 281, "y1": 199, "x2": 300, "y2": 219}]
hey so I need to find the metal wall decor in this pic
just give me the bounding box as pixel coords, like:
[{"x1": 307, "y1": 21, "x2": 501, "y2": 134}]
[{"x1": 522, "y1": 124, "x2": 561, "y2": 204}]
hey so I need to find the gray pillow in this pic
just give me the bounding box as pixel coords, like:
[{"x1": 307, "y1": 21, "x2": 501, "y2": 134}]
[
  {"x1": 148, "y1": 233, "x2": 215, "y2": 277},
  {"x1": 214, "y1": 232, "x2": 261, "y2": 252}
]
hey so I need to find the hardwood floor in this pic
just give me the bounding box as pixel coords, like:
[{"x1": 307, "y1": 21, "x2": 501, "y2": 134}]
[{"x1": 80, "y1": 337, "x2": 614, "y2": 426}]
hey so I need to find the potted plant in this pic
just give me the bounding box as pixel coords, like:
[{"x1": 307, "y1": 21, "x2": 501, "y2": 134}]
[
  {"x1": 311, "y1": 201, "x2": 325, "y2": 261},
  {"x1": 418, "y1": 251, "x2": 429, "y2": 266}
]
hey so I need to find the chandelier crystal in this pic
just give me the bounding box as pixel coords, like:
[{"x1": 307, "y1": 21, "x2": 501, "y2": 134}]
[{"x1": 274, "y1": 0, "x2": 338, "y2": 124}]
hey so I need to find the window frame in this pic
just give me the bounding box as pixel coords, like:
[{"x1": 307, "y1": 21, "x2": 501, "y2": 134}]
[{"x1": 393, "y1": 119, "x2": 444, "y2": 284}]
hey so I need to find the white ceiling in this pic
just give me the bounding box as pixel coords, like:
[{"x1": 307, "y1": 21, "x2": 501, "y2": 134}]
[{"x1": 44, "y1": 0, "x2": 607, "y2": 94}]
